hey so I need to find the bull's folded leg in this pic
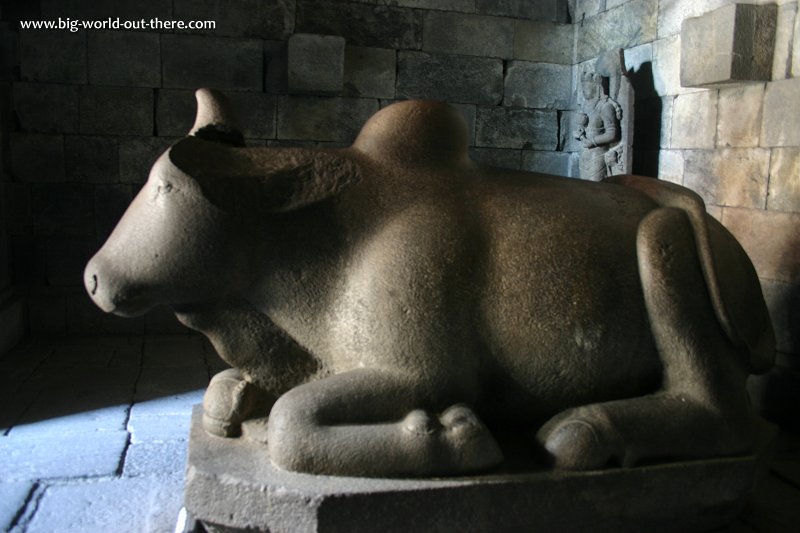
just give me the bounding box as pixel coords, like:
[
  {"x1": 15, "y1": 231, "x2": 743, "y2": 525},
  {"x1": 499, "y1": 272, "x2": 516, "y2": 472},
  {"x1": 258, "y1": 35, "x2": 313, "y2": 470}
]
[
  {"x1": 266, "y1": 368, "x2": 503, "y2": 477},
  {"x1": 538, "y1": 207, "x2": 758, "y2": 470},
  {"x1": 202, "y1": 368, "x2": 273, "y2": 437}
]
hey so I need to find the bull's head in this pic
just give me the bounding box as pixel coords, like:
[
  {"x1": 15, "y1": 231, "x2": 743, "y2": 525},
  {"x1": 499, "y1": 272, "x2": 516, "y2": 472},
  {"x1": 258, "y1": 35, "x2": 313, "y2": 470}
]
[{"x1": 84, "y1": 89, "x2": 360, "y2": 317}]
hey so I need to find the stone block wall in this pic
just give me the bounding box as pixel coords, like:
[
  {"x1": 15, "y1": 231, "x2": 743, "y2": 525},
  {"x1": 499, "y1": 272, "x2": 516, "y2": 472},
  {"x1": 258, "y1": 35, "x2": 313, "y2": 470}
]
[{"x1": 1, "y1": 0, "x2": 573, "y2": 337}]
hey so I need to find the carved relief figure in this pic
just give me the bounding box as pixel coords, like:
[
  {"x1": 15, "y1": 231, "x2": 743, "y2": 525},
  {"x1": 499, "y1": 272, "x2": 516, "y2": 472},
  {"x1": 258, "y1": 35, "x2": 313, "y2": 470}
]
[{"x1": 85, "y1": 90, "x2": 773, "y2": 479}]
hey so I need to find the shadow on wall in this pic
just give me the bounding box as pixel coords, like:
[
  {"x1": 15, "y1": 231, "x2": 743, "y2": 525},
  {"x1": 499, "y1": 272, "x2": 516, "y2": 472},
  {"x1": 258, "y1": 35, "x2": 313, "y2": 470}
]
[{"x1": 629, "y1": 61, "x2": 661, "y2": 177}]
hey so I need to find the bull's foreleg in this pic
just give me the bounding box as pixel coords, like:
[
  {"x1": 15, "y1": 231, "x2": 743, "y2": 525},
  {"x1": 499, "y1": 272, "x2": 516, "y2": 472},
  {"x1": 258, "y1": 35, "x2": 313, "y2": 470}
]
[
  {"x1": 266, "y1": 368, "x2": 503, "y2": 477},
  {"x1": 202, "y1": 368, "x2": 274, "y2": 437},
  {"x1": 538, "y1": 207, "x2": 760, "y2": 469}
]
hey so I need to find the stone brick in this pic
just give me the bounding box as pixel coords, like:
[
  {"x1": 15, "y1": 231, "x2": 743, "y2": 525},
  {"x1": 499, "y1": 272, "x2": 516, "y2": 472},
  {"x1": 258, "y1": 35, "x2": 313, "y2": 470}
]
[
  {"x1": 660, "y1": 95, "x2": 674, "y2": 148},
  {"x1": 88, "y1": 31, "x2": 160, "y2": 87},
  {"x1": 31, "y1": 183, "x2": 95, "y2": 236},
  {"x1": 476, "y1": 0, "x2": 568, "y2": 21},
  {"x1": 657, "y1": 149, "x2": 684, "y2": 185},
  {"x1": 96, "y1": 184, "x2": 134, "y2": 239},
  {"x1": 504, "y1": 61, "x2": 571, "y2": 109},
  {"x1": 128, "y1": 409, "x2": 192, "y2": 444},
  {"x1": 514, "y1": 20, "x2": 573, "y2": 64},
  {"x1": 40, "y1": 0, "x2": 172, "y2": 20},
  {"x1": 772, "y1": 2, "x2": 797, "y2": 80},
  {"x1": 572, "y1": 0, "x2": 605, "y2": 20},
  {"x1": 174, "y1": 0, "x2": 295, "y2": 39},
  {"x1": 65, "y1": 135, "x2": 119, "y2": 183},
  {"x1": 13, "y1": 82, "x2": 79, "y2": 133},
  {"x1": 119, "y1": 137, "x2": 176, "y2": 184},
  {"x1": 161, "y1": 34, "x2": 263, "y2": 91},
  {"x1": 423, "y1": 11, "x2": 514, "y2": 58},
  {"x1": 0, "y1": 481, "x2": 32, "y2": 531},
  {"x1": 657, "y1": 0, "x2": 729, "y2": 39},
  {"x1": 762, "y1": 78, "x2": 800, "y2": 147},
  {"x1": 397, "y1": 51, "x2": 503, "y2": 105},
  {"x1": 123, "y1": 440, "x2": 189, "y2": 478},
  {"x1": 670, "y1": 91, "x2": 717, "y2": 149},
  {"x1": 722, "y1": 207, "x2": 800, "y2": 283},
  {"x1": 475, "y1": 107, "x2": 558, "y2": 150},
  {"x1": 375, "y1": 0, "x2": 475, "y2": 10},
  {"x1": 44, "y1": 237, "x2": 96, "y2": 287},
  {"x1": 576, "y1": 0, "x2": 657, "y2": 63},
  {"x1": 19, "y1": 30, "x2": 86, "y2": 83},
  {"x1": 762, "y1": 279, "x2": 800, "y2": 354},
  {"x1": 681, "y1": 4, "x2": 777, "y2": 87},
  {"x1": 10, "y1": 134, "x2": 65, "y2": 183},
  {"x1": 559, "y1": 110, "x2": 584, "y2": 154},
  {"x1": 288, "y1": 34, "x2": 346, "y2": 94},
  {"x1": 469, "y1": 148, "x2": 522, "y2": 170},
  {"x1": 277, "y1": 96, "x2": 379, "y2": 142},
  {"x1": 344, "y1": 46, "x2": 396, "y2": 99},
  {"x1": 265, "y1": 40, "x2": 289, "y2": 94},
  {"x1": 717, "y1": 83, "x2": 764, "y2": 148},
  {"x1": 794, "y1": 7, "x2": 800, "y2": 77},
  {"x1": 79, "y1": 86, "x2": 153, "y2": 136},
  {"x1": 653, "y1": 35, "x2": 689, "y2": 97},
  {"x1": 297, "y1": 0, "x2": 422, "y2": 49},
  {"x1": 158, "y1": 89, "x2": 276, "y2": 140},
  {"x1": 683, "y1": 148, "x2": 770, "y2": 209},
  {"x1": 768, "y1": 148, "x2": 800, "y2": 213},
  {"x1": 521, "y1": 150, "x2": 571, "y2": 176}
]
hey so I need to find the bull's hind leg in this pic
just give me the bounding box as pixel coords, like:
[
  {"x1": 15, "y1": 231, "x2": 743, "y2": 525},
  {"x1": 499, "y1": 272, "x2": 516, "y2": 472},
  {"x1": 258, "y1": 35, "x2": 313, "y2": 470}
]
[
  {"x1": 266, "y1": 368, "x2": 503, "y2": 477},
  {"x1": 538, "y1": 207, "x2": 758, "y2": 470}
]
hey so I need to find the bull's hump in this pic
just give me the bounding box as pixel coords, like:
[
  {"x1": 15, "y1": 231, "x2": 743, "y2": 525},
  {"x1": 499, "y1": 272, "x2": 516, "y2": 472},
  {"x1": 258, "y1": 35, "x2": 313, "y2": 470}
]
[{"x1": 352, "y1": 100, "x2": 470, "y2": 167}]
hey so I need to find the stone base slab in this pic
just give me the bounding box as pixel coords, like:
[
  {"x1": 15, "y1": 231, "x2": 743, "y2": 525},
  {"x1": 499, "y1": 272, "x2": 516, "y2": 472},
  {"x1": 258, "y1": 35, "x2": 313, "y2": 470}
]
[{"x1": 185, "y1": 406, "x2": 773, "y2": 533}]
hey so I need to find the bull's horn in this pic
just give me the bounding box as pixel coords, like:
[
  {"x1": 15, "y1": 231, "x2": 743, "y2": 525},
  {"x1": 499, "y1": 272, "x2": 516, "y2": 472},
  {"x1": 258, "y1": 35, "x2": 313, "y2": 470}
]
[{"x1": 189, "y1": 88, "x2": 245, "y2": 146}]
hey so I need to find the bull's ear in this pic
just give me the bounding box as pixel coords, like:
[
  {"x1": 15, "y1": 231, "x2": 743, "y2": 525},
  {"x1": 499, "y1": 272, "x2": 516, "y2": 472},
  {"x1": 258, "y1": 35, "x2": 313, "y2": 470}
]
[
  {"x1": 189, "y1": 88, "x2": 245, "y2": 147},
  {"x1": 169, "y1": 139, "x2": 361, "y2": 214}
]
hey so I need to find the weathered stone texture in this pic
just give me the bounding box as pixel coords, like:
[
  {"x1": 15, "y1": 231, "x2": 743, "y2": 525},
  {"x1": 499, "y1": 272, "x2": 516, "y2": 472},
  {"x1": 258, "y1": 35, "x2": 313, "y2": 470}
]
[
  {"x1": 13, "y1": 83, "x2": 79, "y2": 133},
  {"x1": 80, "y1": 86, "x2": 153, "y2": 136},
  {"x1": 723, "y1": 207, "x2": 800, "y2": 283},
  {"x1": 88, "y1": 31, "x2": 160, "y2": 87},
  {"x1": 119, "y1": 137, "x2": 177, "y2": 184},
  {"x1": 476, "y1": 0, "x2": 568, "y2": 22},
  {"x1": 423, "y1": 11, "x2": 514, "y2": 58},
  {"x1": 794, "y1": 8, "x2": 800, "y2": 77},
  {"x1": 657, "y1": 0, "x2": 729, "y2": 39},
  {"x1": 504, "y1": 61, "x2": 571, "y2": 109},
  {"x1": 19, "y1": 30, "x2": 87, "y2": 83},
  {"x1": 572, "y1": 0, "x2": 605, "y2": 20},
  {"x1": 296, "y1": 1, "x2": 422, "y2": 49},
  {"x1": 277, "y1": 96, "x2": 379, "y2": 142},
  {"x1": 660, "y1": 96, "x2": 674, "y2": 148},
  {"x1": 344, "y1": 46, "x2": 396, "y2": 99},
  {"x1": 0, "y1": 481, "x2": 32, "y2": 531},
  {"x1": 683, "y1": 148, "x2": 770, "y2": 209},
  {"x1": 772, "y1": 2, "x2": 798, "y2": 80},
  {"x1": 521, "y1": 150, "x2": 571, "y2": 176},
  {"x1": 10, "y1": 134, "x2": 65, "y2": 183},
  {"x1": 670, "y1": 91, "x2": 717, "y2": 149},
  {"x1": 768, "y1": 148, "x2": 800, "y2": 213},
  {"x1": 65, "y1": 136, "x2": 119, "y2": 183},
  {"x1": 657, "y1": 149, "x2": 685, "y2": 185},
  {"x1": 40, "y1": 0, "x2": 173, "y2": 20},
  {"x1": 717, "y1": 84, "x2": 764, "y2": 148},
  {"x1": 158, "y1": 90, "x2": 277, "y2": 139},
  {"x1": 375, "y1": 0, "x2": 475, "y2": 11},
  {"x1": 475, "y1": 107, "x2": 558, "y2": 150},
  {"x1": 397, "y1": 51, "x2": 503, "y2": 104},
  {"x1": 514, "y1": 21, "x2": 574, "y2": 64},
  {"x1": 161, "y1": 35, "x2": 263, "y2": 90},
  {"x1": 652, "y1": 35, "x2": 701, "y2": 97},
  {"x1": 576, "y1": 0, "x2": 657, "y2": 63},
  {"x1": 288, "y1": 34, "x2": 346, "y2": 94},
  {"x1": 681, "y1": 3, "x2": 777, "y2": 87},
  {"x1": 761, "y1": 78, "x2": 800, "y2": 147},
  {"x1": 31, "y1": 184, "x2": 95, "y2": 236},
  {"x1": 174, "y1": 0, "x2": 296, "y2": 39},
  {"x1": 469, "y1": 148, "x2": 523, "y2": 170}
]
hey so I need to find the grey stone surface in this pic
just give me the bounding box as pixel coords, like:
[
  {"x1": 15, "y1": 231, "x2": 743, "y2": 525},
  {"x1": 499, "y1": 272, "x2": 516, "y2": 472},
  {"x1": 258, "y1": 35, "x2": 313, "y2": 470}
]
[
  {"x1": 65, "y1": 135, "x2": 119, "y2": 183},
  {"x1": 681, "y1": 3, "x2": 777, "y2": 87},
  {"x1": 10, "y1": 133, "x2": 65, "y2": 182},
  {"x1": 476, "y1": 0, "x2": 569, "y2": 22},
  {"x1": 0, "y1": 481, "x2": 32, "y2": 531},
  {"x1": 277, "y1": 95, "x2": 379, "y2": 142},
  {"x1": 772, "y1": 1, "x2": 798, "y2": 81},
  {"x1": 768, "y1": 148, "x2": 800, "y2": 213},
  {"x1": 423, "y1": 11, "x2": 514, "y2": 58},
  {"x1": 19, "y1": 30, "x2": 87, "y2": 83},
  {"x1": 129, "y1": 410, "x2": 193, "y2": 444},
  {"x1": 79, "y1": 86, "x2": 153, "y2": 136},
  {"x1": 88, "y1": 31, "x2": 160, "y2": 87},
  {"x1": 186, "y1": 407, "x2": 768, "y2": 532},
  {"x1": 397, "y1": 51, "x2": 503, "y2": 104},
  {"x1": 31, "y1": 183, "x2": 94, "y2": 236},
  {"x1": 476, "y1": 106, "x2": 558, "y2": 149},
  {"x1": 469, "y1": 147, "x2": 523, "y2": 170},
  {"x1": 123, "y1": 440, "x2": 188, "y2": 478},
  {"x1": 344, "y1": 46, "x2": 396, "y2": 99},
  {"x1": 119, "y1": 137, "x2": 177, "y2": 184},
  {"x1": 670, "y1": 90, "x2": 717, "y2": 149},
  {"x1": 161, "y1": 35, "x2": 263, "y2": 90},
  {"x1": 522, "y1": 150, "x2": 572, "y2": 176},
  {"x1": 576, "y1": 0, "x2": 658, "y2": 63},
  {"x1": 683, "y1": 148, "x2": 770, "y2": 209},
  {"x1": 514, "y1": 20, "x2": 574, "y2": 64},
  {"x1": 174, "y1": 0, "x2": 295, "y2": 39},
  {"x1": 296, "y1": 0, "x2": 423, "y2": 49},
  {"x1": 761, "y1": 77, "x2": 800, "y2": 147},
  {"x1": 794, "y1": 5, "x2": 800, "y2": 78},
  {"x1": 504, "y1": 61, "x2": 571, "y2": 109},
  {"x1": 40, "y1": 0, "x2": 173, "y2": 20},
  {"x1": 288, "y1": 34, "x2": 346, "y2": 94},
  {"x1": 716, "y1": 83, "x2": 764, "y2": 148},
  {"x1": 158, "y1": 90, "x2": 277, "y2": 139},
  {"x1": 13, "y1": 82, "x2": 79, "y2": 133}
]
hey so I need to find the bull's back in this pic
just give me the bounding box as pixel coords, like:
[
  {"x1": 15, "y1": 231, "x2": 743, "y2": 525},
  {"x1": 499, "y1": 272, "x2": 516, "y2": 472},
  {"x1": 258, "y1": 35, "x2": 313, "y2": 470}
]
[{"x1": 471, "y1": 173, "x2": 662, "y2": 421}]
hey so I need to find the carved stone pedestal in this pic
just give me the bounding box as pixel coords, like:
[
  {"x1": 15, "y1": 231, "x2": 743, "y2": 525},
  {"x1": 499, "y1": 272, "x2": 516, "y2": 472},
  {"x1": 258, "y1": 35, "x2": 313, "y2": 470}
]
[{"x1": 184, "y1": 406, "x2": 772, "y2": 533}]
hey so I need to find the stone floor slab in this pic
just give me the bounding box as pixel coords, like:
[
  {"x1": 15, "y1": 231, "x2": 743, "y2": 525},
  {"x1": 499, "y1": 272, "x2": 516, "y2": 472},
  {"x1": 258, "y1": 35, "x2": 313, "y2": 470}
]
[{"x1": 0, "y1": 481, "x2": 34, "y2": 531}]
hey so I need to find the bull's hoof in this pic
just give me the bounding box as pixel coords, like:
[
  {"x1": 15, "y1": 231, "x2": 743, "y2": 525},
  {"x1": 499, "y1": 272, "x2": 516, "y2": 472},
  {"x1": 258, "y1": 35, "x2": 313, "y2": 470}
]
[
  {"x1": 203, "y1": 368, "x2": 266, "y2": 438},
  {"x1": 537, "y1": 409, "x2": 622, "y2": 470},
  {"x1": 439, "y1": 404, "x2": 503, "y2": 472}
]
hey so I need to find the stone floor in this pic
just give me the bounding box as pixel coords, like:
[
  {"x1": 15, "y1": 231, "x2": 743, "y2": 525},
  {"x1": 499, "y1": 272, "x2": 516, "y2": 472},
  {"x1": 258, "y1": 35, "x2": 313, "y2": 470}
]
[{"x1": 0, "y1": 334, "x2": 798, "y2": 532}]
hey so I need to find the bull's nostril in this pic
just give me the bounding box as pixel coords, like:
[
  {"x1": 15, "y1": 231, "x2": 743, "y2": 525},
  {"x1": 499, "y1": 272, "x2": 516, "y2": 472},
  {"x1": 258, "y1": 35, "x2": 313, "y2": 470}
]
[{"x1": 91, "y1": 274, "x2": 98, "y2": 295}]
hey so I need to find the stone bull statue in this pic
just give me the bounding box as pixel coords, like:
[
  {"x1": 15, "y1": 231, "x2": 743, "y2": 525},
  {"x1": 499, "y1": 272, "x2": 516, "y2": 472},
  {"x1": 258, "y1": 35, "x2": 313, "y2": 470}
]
[{"x1": 85, "y1": 89, "x2": 774, "y2": 478}]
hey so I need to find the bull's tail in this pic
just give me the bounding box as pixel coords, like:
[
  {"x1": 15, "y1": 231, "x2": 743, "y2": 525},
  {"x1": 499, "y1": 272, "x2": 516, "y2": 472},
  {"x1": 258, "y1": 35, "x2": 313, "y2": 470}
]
[{"x1": 607, "y1": 174, "x2": 775, "y2": 374}]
